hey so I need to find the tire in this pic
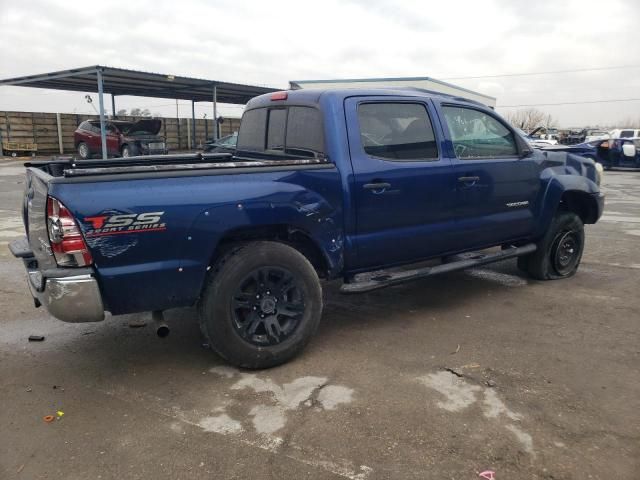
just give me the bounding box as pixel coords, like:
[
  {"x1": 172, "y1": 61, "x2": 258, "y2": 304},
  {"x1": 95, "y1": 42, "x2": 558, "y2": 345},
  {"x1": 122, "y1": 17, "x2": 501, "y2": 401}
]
[
  {"x1": 518, "y1": 211, "x2": 585, "y2": 280},
  {"x1": 198, "y1": 241, "x2": 323, "y2": 369},
  {"x1": 121, "y1": 145, "x2": 133, "y2": 158},
  {"x1": 77, "y1": 142, "x2": 90, "y2": 159}
]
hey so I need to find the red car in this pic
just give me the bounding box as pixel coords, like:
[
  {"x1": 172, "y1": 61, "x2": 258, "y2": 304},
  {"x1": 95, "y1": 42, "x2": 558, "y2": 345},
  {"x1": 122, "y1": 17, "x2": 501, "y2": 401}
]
[{"x1": 73, "y1": 119, "x2": 167, "y2": 159}]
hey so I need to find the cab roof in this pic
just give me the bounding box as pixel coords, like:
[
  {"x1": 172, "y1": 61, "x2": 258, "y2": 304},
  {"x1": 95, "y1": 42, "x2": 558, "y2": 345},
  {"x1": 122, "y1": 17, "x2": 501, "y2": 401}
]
[{"x1": 245, "y1": 87, "x2": 487, "y2": 110}]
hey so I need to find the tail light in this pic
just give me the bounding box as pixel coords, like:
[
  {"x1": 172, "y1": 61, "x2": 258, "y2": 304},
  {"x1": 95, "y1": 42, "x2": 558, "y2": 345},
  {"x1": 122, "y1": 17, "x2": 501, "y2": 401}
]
[
  {"x1": 270, "y1": 91, "x2": 288, "y2": 101},
  {"x1": 46, "y1": 196, "x2": 93, "y2": 267}
]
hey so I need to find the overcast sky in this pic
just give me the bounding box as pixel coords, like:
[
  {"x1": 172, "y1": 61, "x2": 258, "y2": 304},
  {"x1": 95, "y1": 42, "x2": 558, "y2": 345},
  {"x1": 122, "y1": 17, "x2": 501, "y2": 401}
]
[{"x1": 1, "y1": 0, "x2": 639, "y2": 127}]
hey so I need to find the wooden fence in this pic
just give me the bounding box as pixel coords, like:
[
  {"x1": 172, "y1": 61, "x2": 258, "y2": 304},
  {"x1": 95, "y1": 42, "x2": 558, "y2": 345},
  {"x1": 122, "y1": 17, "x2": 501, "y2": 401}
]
[{"x1": 0, "y1": 111, "x2": 241, "y2": 155}]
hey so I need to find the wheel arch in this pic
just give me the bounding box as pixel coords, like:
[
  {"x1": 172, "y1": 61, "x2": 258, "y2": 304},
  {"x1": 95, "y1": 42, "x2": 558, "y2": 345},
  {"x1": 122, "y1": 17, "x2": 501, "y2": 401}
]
[
  {"x1": 536, "y1": 174, "x2": 601, "y2": 236},
  {"x1": 559, "y1": 190, "x2": 600, "y2": 224},
  {"x1": 210, "y1": 224, "x2": 335, "y2": 280}
]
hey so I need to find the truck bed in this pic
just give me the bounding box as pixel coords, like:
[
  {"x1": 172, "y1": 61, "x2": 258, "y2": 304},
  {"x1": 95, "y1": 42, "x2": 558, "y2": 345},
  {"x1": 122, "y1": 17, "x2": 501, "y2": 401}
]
[{"x1": 27, "y1": 152, "x2": 330, "y2": 180}]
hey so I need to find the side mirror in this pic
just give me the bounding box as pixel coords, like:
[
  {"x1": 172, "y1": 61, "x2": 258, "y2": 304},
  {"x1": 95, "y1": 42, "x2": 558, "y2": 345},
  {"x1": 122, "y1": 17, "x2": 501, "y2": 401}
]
[
  {"x1": 622, "y1": 143, "x2": 636, "y2": 157},
  {"x1": 514, "y1": 132, "x2": 534, "y2": 157}
]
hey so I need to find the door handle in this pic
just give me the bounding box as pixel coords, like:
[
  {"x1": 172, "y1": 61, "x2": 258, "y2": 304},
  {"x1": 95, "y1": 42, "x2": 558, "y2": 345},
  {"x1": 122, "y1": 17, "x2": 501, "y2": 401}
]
[
  {"x1": 363, "y1": 182, "x2": 391, "y2": 193},
  {"x1": 457, "y1": 176, "x2": 480, "y2": 183}
]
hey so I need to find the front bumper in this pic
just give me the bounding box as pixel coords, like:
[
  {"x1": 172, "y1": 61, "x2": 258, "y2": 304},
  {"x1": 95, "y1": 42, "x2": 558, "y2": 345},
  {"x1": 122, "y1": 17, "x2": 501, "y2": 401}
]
[
  {"x1": 593, "y1": 192, "x2": 605, "y2": 223},
  {"x1": 10, "y1": 237, "x2": 105, "y2": 323}
]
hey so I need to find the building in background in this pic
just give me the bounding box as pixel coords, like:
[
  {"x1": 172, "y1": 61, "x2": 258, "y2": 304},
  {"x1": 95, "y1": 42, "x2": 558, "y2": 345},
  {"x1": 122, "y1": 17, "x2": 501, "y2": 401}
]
[{"x1": 289, "y1": 76, "x2": 496, "y2": 108}]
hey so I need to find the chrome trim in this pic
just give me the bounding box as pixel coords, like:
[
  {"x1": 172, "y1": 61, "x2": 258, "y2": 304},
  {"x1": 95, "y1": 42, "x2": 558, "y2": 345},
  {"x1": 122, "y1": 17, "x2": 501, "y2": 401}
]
[
  {"x1": 63, "y1": 157, "x2": 327, "y2": 177},
  {"x1": 28, "y1": 273, "x2": 105, "y2": 323}
]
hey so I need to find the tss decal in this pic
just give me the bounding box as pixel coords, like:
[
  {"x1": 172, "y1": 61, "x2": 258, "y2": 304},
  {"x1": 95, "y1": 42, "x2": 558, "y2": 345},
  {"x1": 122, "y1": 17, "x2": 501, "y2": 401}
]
[{"x1": 84, "y1": 212, "x2": 166, "y2": 236}]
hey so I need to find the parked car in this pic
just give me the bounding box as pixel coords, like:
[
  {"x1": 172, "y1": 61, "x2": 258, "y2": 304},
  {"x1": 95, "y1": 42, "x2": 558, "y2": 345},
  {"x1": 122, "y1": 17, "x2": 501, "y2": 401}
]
[
  {"x1": 584, "y1": 129, "x2": 610, "y2": 142},
  {"x1": 516, "y1": 128, "x2": 558, "y2": 148},
  {"x1": 74, "y1": 119, "x2": 168, "y2": 159},
  {"x1": 547, "y1": 138, "x2": 640, "y2": 169},
  {"x1": 11, "y1": 88, "x2": 604, "y2": 368},
  {"x1": 203, "y1": 132, "x2": 237, "y2": 153},
  {"x1": 609, "y1": 128, "x2": 640, "y2": 139}
]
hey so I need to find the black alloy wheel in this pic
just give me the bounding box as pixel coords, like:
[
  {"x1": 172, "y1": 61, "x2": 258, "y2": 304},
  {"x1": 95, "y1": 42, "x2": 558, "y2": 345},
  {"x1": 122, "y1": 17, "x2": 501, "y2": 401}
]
[{"x1": 231, "y1": 266, "x2": 305, "y2": 346}]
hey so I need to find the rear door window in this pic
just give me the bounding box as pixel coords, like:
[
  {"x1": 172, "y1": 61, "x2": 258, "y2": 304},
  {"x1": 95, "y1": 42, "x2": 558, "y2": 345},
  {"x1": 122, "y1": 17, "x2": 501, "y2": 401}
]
[
  {"x1": 357, "y1": 102, "x2": 438, "y2": 161},
  {"x1": 287, "y1": 107, "x2": 324, "y2": 157},
  {"x1": 442, "y1": 106, "x2": 518, "y2": 159}
]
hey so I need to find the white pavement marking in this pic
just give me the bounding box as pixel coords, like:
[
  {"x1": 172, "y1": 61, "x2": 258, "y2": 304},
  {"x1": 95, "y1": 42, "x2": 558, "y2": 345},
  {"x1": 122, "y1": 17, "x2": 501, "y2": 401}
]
[
  {"x1": 199, "y1": 368, "x2": 368, "y2": 479},
  {"x1": 0, "y1": 213, "x2": 26, "y2": 239},
  {"x1": 231, "y1": 374, "x2": 328, "y2": 410},
  {"x1": 482, "y1": 389, "x2": 523, "y2": 421},
  {"x1": 317, "y1": 385, "x2": 354, "y2": 410},
  {"x1": 99, "y1": 372, "x2": 370, "y2": 480},
  {"x1": 208, "y1": 365, "x2": 237, "y2": 378},
  {"x1": 601, "y1": 215, "x2": 640, "y2": 223},
  {"x1": 248, "y1": 404, "x2": 287, "y2": 436},
  {"x1": 505, "y1": 424, "x2": 536, "y2": 457},
  {"x1": 465, "y1": 268, "x2": 528, "y2": 287},
  {"x1": 419, "y1": 371, "x2": 535, "y2": 457},
  {"x1": 198, "y1": 413, "x2": 243, "y2": 434},
  {"x1": 418, "y1": 371, "x2": 481, "y2": 412}
]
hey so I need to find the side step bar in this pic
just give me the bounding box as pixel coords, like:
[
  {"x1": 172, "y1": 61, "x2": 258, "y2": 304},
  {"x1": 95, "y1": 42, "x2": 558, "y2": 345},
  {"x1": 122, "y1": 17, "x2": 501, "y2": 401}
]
[{"x1": 340, "y1": 243, "x2": 537, "y2": 294}]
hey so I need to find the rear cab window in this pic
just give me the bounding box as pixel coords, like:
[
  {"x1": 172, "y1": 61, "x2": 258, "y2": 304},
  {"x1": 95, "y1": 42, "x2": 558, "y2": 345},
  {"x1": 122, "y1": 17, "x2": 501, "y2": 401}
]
[
  {"x1": 442, "y1": 105, "x2": 518, "y2": 159},
  {"x1": 237, "y1": 105, "x2": 324, "y2": 159},
  {"x1": 357, "y1": 102, "x2": 439, "y2": 161}
]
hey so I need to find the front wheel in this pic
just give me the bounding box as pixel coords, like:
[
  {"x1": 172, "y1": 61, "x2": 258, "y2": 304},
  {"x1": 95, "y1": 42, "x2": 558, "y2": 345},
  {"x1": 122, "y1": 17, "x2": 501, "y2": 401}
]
[
  {"x1": 198, "y1": 241, "x2": 323, "y2": 369},
  {"x1": 518, "y1": 211, "x2": 585, "y2": 280}
]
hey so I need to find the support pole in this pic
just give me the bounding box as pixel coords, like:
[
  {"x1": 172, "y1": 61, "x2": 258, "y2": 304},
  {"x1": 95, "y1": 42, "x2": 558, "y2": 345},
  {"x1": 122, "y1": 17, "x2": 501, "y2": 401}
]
[
  {"x1": 176, "y1": 99, "x2": 180, "y2": 150},
  {"x1": 212, "y1": 84, "x2": 218, "y2": 140},
  {"x1": 56, "y1": 113, "x2": 64, "y2": 154},
  {"x1": 191, "y1": 100, "x2": 196, "y2": 149},
  {"x1": 111, "y1": 94, "x2": 116, "y2": 118},
  {"x1": 186, "y1": 117, "x2": 191, "y2": 150},
  {"x1": 96, "y1": 69, "x2": 108, "y2": 160}
]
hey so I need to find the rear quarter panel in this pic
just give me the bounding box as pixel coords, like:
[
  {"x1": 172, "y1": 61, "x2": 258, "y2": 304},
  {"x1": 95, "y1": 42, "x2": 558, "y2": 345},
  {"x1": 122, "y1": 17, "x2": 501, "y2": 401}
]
[{"x1": 49, "y1": 166, "x2": 343, "y2": 314}]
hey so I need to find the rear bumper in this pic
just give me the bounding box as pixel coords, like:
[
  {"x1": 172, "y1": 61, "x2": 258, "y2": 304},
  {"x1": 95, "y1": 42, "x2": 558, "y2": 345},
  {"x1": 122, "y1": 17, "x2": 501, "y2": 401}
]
[{"x1": 10, "y1": 237, "x2": 105, "y2": 323}]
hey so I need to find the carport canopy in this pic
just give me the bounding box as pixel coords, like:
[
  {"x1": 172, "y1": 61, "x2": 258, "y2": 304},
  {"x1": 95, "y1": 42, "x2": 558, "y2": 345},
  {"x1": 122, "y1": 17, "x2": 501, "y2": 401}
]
[{"x1": 0, "y1": 65, "x2": 277, "y2": 158}]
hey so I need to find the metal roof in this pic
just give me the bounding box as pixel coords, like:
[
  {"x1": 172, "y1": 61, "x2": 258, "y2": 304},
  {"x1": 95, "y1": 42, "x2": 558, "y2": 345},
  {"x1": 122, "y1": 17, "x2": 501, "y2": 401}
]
[
  {"x1": 0, "y1": 65, "x2": 277, "y2": 104},
  {"x1": 290, "y1": 76, "x2": 496, "y2": 107}
]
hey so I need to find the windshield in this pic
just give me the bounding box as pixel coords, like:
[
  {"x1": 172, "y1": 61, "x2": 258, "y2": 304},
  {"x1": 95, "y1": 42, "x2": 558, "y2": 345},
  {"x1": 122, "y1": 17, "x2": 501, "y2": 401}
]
[{"x1": 217, "y1": 133, "x2": 237, "y2": 146}]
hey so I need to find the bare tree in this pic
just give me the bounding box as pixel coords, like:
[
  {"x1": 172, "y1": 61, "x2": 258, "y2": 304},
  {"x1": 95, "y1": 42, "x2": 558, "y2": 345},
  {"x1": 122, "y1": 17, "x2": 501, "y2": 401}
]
[
  {"x1": 129, "y1": 108, "x2": 151, "y2": 117},
  {"x1": 503, "y1": 108, "x2": 556, "y2": 132}
]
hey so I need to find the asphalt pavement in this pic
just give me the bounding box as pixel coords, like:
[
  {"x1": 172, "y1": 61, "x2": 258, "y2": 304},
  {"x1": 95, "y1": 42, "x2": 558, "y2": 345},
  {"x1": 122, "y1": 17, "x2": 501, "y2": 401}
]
[{"x1": 1, "y1": 158, "x2": 638, "y2": 479}]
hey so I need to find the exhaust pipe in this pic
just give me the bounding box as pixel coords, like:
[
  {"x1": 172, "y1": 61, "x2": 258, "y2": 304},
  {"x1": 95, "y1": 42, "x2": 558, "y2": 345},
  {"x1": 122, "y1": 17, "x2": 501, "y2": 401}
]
[{"x1": 152, "y1": 310, "x2": 170, "y2": 338}]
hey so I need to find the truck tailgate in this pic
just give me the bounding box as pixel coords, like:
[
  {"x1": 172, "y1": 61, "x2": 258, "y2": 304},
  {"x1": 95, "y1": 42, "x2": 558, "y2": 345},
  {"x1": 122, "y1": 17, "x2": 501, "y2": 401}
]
[{"x1": 24, "y1": 168, "x2": 58, "y2": 270}]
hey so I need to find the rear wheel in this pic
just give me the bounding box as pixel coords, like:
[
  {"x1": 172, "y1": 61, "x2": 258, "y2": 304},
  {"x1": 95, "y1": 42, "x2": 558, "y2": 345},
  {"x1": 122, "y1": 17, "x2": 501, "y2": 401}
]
[
  {"x1": 198, "y1": 241, "x2": 323, "y2": 369},
  {"x1": 518, "y1": 211, "x2": 584, "y2": 280},
  {"x1": 77, "y1": 142, "x2": 90, "y2": 159}
]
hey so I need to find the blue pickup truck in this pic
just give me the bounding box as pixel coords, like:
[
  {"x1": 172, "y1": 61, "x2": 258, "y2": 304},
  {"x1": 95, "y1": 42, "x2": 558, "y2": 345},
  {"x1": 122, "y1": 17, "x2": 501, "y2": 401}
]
[{"x1": 11, "y1": 88, "x2": 604, "y2": 368}]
